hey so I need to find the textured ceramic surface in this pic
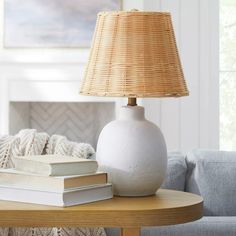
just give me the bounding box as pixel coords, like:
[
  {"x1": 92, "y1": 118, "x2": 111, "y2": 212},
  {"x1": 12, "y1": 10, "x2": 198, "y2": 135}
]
[{"x1": 96, "y1": 106, "x2": 167, "y2": 196}]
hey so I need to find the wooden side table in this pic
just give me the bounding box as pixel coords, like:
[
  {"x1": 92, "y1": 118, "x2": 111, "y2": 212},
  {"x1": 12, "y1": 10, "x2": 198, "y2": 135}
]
[{"x1": 0, "y1": 189, "x2": 203, "y2": 236}]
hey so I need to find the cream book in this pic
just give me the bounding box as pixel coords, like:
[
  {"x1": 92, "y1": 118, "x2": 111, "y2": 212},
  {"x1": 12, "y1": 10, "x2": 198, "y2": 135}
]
[
  {"x1": 13, "y1": 155, "x2": 98, "y2": 176},
  {"x1": 0, "y1": 184, "x2": 113, "y2": 207},
  {"x1": 0, "y1": 169, "x2": 107, "y2": 192}
]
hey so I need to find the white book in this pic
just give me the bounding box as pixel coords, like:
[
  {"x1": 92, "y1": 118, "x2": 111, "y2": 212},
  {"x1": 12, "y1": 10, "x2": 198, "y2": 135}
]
[
  {"x1": 13, "y1": 155, "x2": 98, "y2": 176},
  {"x1": 0, "y1": 169, "x2": 107, "y2": 192},
  {"x1": 0, "y1": 184, "x2": 113, "y2": 207}
]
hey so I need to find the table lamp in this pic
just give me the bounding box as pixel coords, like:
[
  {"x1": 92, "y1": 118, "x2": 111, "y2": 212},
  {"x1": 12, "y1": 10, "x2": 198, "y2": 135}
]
[{"x1": 80, "y1": 11, "x2": 189, "y2": 196}]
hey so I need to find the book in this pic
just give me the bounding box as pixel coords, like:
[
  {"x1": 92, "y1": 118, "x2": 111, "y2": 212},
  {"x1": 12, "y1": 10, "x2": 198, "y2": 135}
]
[
  {"x1": 0, "y1": 169, "x2": 107, "y2": 192},
  {"x1": 0, "y1": 184, "x2": 113, "y2": 207},
  {"x1": 13, "y1": 155, "x2": 98, "y2": 176}
]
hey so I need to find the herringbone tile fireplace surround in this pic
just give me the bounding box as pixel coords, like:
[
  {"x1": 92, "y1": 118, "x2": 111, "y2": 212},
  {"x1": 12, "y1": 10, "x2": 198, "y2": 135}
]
[{"x1": 9, "y1": 102, "x2": 115, "y2": 148}]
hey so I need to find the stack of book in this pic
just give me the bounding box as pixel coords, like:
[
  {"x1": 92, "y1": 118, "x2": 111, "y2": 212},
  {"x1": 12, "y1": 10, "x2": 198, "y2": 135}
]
[{"x1": 0, "y1": 155, "x2": 113, "y2": 207}]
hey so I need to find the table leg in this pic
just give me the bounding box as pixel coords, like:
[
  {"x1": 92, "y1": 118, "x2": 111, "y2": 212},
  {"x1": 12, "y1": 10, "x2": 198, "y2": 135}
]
[{"x1": 120, "y1": 228, "x2": 140, "y2": 236}]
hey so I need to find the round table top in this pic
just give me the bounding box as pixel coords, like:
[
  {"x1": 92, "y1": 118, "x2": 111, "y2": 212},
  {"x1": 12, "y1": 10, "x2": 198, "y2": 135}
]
[{"x1": 0, "y1": 189, "x2": 203, "y2": 228}]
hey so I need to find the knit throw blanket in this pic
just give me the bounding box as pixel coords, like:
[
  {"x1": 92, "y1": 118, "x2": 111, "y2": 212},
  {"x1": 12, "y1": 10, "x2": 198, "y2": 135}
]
[{"x1": 0, "y1": 129, "x2": 106, "y2": 236}]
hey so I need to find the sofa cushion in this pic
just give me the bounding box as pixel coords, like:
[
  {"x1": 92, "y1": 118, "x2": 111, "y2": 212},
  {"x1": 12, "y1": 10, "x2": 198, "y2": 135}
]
[
  {"x1": 186, "y1": 149, "x2": 236, "y2": 216},
  {"x1": 161, "y1": 153, "x2": 187, "y2": 191},
  {"x1": 106, "y1": 217, "x2": 236, "y2": 236},
  {"x1": 144, "y1": 217, "x2": 236, "y2": 236}
]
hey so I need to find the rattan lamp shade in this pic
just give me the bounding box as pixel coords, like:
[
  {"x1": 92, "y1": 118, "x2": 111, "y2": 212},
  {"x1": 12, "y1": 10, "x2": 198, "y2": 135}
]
[{"x1": 80, "y1": 11, "x2": 189, "y2": 98}]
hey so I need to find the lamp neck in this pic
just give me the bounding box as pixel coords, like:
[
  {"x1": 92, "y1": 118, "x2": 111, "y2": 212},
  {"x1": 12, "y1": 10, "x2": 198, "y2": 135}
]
[
  {"x1": 128, "y1": 97, "x2": 137, "y2": 106},
  {"x1": 119, "y1": 106, "x2": 145, "y2": 120}
]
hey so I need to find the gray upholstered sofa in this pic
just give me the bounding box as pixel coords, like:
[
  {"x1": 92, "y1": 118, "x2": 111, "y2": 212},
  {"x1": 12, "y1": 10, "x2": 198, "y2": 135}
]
[{"x1": 106, "y1": 149, "x2": 236, "y2": 236}]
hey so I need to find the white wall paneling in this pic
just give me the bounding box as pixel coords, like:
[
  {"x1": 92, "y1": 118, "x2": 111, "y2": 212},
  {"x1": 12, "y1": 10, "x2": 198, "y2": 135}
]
[
  {"x1": 198, "y1": 0, "x2": 219, "y2": 149},
  {"x1": 143, "y1": 0, "x2": 219, "y2": 153},
  {"x1": 180, "y1": 0, "x2": 200, "y2": 153},
  {"x1": 208, "y1": 0, "x2": 219, "y2": 149}
]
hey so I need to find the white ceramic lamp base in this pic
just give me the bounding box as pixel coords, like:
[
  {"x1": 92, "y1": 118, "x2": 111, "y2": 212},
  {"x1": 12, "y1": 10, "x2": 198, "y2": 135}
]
[{"x1": 96, "y1": 106, "x2": 167, "y2": 196}]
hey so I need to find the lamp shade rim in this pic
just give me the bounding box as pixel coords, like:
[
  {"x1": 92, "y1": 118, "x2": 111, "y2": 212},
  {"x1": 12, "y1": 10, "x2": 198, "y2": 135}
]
[{"x1": 79, "y1": 91, "x2": 189, "y2": 98}]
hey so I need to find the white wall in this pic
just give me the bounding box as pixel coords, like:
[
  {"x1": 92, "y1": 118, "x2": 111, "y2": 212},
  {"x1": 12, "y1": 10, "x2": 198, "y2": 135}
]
[
  {"x1": 142, "y1": 0, "x2": 219, "y2": 153},
  {"x1": 0, "y1": 0, "x2": 219, "y2": 153}
]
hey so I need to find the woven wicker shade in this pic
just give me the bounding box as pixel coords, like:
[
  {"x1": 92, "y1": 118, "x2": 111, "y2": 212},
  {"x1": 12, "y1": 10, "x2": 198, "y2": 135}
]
[{"x1": 80, "y1": 11, "x2": 189, "y2": 98}]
